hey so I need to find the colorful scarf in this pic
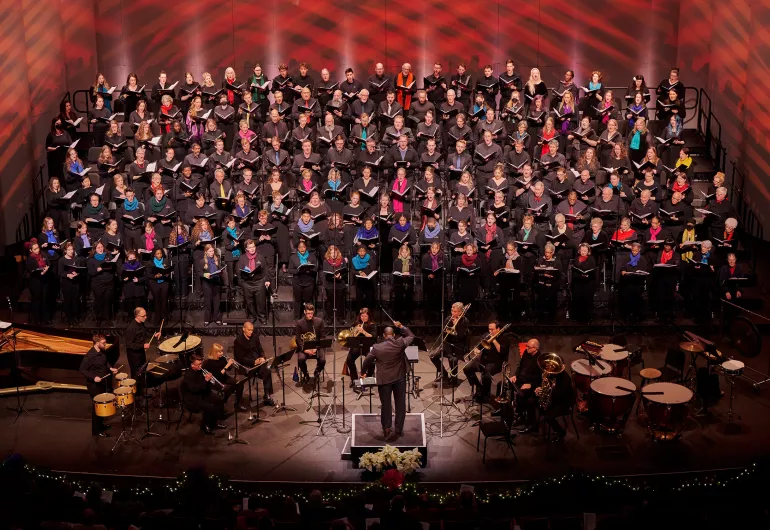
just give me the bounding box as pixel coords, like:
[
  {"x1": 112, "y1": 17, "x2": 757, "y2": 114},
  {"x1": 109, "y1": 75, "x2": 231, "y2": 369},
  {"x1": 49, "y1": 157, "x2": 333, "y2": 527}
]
[
  {"x1": 297, "y1": 218, "x2": 314, "y2": 233},
  {"x1": 124, "y1": 259, "x2": 140, "y2": 271},
  {"x1": 424, "y1": 223, "x2": 441, "y2": 239},
  {"x1": 395, "y1": 221, "x2": 411, "y2": 233},
  {"x1": 150, "y1": 195, "x2": 167, "y2": 213},
  {"x1": 628, "y1": 253, "x2": 641, "y2": 267},
  {"x1": 153, "y1": 257, "x2": 166, "y2": 283},
  {"x1": 44, "y1": 230, "x2": 57, "y2": 257},
  {"x1": 630, "y1": 130, "x2": 641, "y2": 150},
  {"x1": 327, "y1": 254, "x2": 343, "y2": 268},
  {"x1": 660, "y1": 250, "x2": 673, "y2": 264},
  {"x1": 226, "y1": 227, "x2": 240, "y2": 259},
  {"x1": 392, "y1": 179, "x2": 408, "y2": 213},
  {"x1": 297, "y1": 250, "x2": 310, "y2": 266},
  {"x1": 352, "y1": 253, "x2": 370, "y2": 270},
  {"x1": 356, "y1": 225, "x2": 378, "y2": 240},
  {"x1": 144, "y1": 231, "x2": 156, "y2": 251},
  {"x1": 94, "y1": 252, "x2": 105, "y2": 262},
  {"x1": 461, "y1": 253, "x2": 477, "y2": 267},
  {"x1": 123, "y1": 197, "x2": 139, "y2": 211}
]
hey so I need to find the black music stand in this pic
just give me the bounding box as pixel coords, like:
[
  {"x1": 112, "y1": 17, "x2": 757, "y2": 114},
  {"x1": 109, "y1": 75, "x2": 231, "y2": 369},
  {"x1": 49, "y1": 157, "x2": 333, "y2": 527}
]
[
  {"x1": 247, "y1": 363, "x2": 270, "y2": 427},
  {"x1": 2, "y1": 327, "x2": 39, "y2": 423},
  {"x1": 269, "y1": 349, "x2": 297, "y2": 416},
  {"x1": 299, "y1": 338, "x2": 333, "y2": 425},
  {"x1": 228, "y1": 377, "x2": 252, "y2": 444},
  {"x1": 138, "y1": 360, "x2": 161, "y2": 440}
]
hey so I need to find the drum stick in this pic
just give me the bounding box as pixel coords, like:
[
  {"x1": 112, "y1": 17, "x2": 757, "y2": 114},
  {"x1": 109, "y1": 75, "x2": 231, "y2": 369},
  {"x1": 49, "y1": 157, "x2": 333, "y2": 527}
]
[
  {"x1": 614, "y1": 385, "x2": 636, "y2": 393},
  {"x1": 148, "y1": 320, "x2": 164, "y2": 346},
  {"x1": 640, "y1": 391, "x2": 665, "y2": 395}
]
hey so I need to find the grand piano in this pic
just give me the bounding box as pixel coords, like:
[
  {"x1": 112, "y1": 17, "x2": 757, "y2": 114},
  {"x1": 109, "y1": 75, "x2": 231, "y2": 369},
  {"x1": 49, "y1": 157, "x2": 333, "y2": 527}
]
[{"x1": 0, "y1": 324, "x2": 120, "y2": 395}]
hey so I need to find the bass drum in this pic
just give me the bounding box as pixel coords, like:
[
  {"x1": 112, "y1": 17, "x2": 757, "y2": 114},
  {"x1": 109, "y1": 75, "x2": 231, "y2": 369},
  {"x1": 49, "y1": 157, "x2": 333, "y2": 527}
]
[
  {"x1": 589, "y1": 377, "x2": 636, "y2": 435},
  {"x1": 642, "y1": 382, "x2": 693, "y2": 441}
]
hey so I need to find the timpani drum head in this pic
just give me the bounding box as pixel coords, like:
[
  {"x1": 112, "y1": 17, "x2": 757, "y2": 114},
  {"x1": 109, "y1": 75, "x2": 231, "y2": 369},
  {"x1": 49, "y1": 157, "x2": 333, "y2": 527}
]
[
  {"x1": 159, "y1": 335, "x2": 202, "y2": 353},
  {"x1": 590, "y1": 377, "x2": 636, "y2": 396},
  {"x1": 571, "y1": 358, "x2": 611, "y2": 377},
  {"x1": 600, "y1": 344, "x2": 629, "y2": 362},
  {"x1": 642, "y1": 383, "x2": 693, "y2": 405}
]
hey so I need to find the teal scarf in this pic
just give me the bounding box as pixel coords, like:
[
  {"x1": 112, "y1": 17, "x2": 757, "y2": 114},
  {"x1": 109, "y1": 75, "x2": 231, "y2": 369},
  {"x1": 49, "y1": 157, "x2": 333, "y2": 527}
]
[
  {"x1": 352, "y1": 253, "x2": 370, "y2": 270},
  {"x1": 298, "y1": 250, "x2": 310, "y2": 265},
  {"x1": 630, "y1": 130, "x2": 641, "y2": 150}
]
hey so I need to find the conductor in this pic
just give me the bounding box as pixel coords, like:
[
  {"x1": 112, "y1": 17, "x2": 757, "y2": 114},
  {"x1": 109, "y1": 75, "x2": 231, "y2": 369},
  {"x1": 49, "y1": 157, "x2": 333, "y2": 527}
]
[{"x1": 361, "y1": 321, "x2": 415, "y2": 440}]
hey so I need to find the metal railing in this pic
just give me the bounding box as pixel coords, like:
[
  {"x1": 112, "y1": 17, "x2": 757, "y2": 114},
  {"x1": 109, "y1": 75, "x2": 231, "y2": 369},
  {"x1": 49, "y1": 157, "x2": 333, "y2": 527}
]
[{"x1": 14, "y1": 164, "x2": 46, "y2": 245}]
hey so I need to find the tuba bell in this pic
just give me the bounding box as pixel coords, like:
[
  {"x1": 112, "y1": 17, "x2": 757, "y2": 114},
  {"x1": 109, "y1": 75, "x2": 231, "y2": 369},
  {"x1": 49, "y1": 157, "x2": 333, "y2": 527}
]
[{"x1": 537, "y1": 353, "x2": 565, "y2": 410}]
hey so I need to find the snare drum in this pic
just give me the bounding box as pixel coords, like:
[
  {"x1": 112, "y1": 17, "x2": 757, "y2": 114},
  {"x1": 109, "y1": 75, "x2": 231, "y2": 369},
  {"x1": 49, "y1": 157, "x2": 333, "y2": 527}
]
[
  {"x1": 722, "y1": 359, "x2": 745, "y2": 376},
  {"x1": 642, "y1": 382, "x2": 693, "y2": 441},
  {"x1": 120, "y1": 378, "x2": 137, "y2": 394},
  {"x1": 571, "y1": 358, "x2": 611, "y2": 394},
  {"x1": 93, "y1": 393, "x2": 116, "y2": 417},
  {"x1": 114, "y1": 387, "x2": 134, "y2": 408},
  {"x1": 159, "y1": 335, "x2": 202, "y2": 365},
  {"x1": 589, "y1": 377, "x2": 636, "y2": 434},
  {"x1": 600, "y1": 344, "x2": 630, "y2": 377}
]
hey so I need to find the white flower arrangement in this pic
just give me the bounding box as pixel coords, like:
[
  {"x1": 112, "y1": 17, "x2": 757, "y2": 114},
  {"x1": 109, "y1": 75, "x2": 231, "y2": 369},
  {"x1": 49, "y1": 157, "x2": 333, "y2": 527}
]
[{"x1": 358, "y1": 445, "x2": 422, "y2": 474}]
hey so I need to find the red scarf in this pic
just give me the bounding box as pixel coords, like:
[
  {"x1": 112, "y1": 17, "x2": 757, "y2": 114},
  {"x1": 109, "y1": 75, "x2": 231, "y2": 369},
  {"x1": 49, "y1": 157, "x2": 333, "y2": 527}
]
[
  {"x1": 396, "y1": 72, "x2": 415, "y2": 109},
  {"x1": 160, "y1": 104, "x2": 173, "y2": 133},
  {"x1": 540, "y1": 128, "x2": 556, "y2": 157},
  {"x1": 613, "y1": 229, "x2": 634, "y2": 241},
  {"x1": 729, "y1": 266, "x2": 736, "y2": 275},
  {"x1": 32, "y1": 251, "x2": 46, "y2": 268},
  {"x1": 327, "y1": 254, "x2": 343, "y2": 268},
  {"x1": 485, "y1": 224, "x2": 496, "y2": 258},
  {"x1": 461, "y1": 253, "x2": 477, "y2": 267},
  {"x1": 226, "y1": 77, "x2": 236, "y2": 105},
  {"x1": 567, "y1": 204, "x2": 575, "y2": 230},
  {"x1": 578, "y1": 255, "x2": 588, "y2": 263},
  {"x1": 144, "y1": 230, "x2": 156, "y2": 251},
  {"x1": 649, "y1": 226, "x2": 661, "y2": 240},
  {"x1": 724, "y1": 230, "x2": 733, "y2": 241},
  {"x1": 151, "y1": 182, "x2": 164, "y2": 197},
  {"x1": 660, "y1": 249, "x2": 673, "y2": 264},
  {"x1": 672, "y1": 181, "x2": 689, "y2": 193}
]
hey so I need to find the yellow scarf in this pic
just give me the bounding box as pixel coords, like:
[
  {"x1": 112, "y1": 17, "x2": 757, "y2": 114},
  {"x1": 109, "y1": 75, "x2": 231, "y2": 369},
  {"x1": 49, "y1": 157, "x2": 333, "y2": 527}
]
[{"x1": 682, "y1": 228, "x2": 695, "y2": 260}]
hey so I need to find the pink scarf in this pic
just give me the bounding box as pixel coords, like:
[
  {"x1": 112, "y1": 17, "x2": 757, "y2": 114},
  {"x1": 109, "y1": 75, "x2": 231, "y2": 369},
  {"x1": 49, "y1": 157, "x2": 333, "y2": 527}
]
[
  {"x1": 392, "y1": 179, "x2": 408, "y2": 212},
  {"x1": 247, "y1": 250, "x2": 257, "y2": 271},
  {"x1": 144, "y1": 230, "x2": 156, "y2": 251}
]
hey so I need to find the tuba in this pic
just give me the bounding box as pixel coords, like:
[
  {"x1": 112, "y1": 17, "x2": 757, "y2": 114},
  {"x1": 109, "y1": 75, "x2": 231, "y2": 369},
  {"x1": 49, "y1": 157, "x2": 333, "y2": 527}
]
[
  {"x1": 495, "y1": 362, "x2": 512, "y2": 404},
  {"x1": 537, "y1": 353, "x2": 565, "y2": 410}
]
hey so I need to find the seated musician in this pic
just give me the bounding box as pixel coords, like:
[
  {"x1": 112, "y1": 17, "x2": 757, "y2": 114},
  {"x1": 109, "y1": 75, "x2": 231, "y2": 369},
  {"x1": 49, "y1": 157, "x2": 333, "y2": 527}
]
[
  {"x1": 537, "y1": 368, "x2": 575, "y2": 443},
  {"x1": 233, "y1": 321, "x2": 274, "y2": 406},
  {"x1": 430, "y1": 302, "x2": 469, "y2": 384},
  {"x1": 294, "y1": 303, "x2": 326, "y2": 383},
  {"x1": 344, "y1": 307, "x2": 377, "y2": 390},
  {"x1": 463, "y1": 321, "x2": 509, "y2": 402},
  {"x1": 203, "y1": 343, "x2": 247, "y2": 411},
  {"x1": 507, "y1": 338, "x2": 543, "y2": 434},
  {"x1": 79, "y1": 334, "x2": 117, "y2": 437},
  {"x1": 181, "y1": 354, "x2": 226, "y2": 435}
]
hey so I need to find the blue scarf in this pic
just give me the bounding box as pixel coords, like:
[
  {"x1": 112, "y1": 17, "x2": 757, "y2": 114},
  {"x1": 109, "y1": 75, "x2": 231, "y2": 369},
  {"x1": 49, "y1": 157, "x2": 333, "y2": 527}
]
[
  {"x1": 356, "y1": 225, "x2": 378, "y2": 239},
  {"x1": 522, "y1": 228, "x2": 531, "y2": 241},
  {"x1": 44, "y1": 230, "x2": 56, "y2": 257},
  {"x1": 591, "y1": 232, "x2": 599, "y2": 241},
  {"x1": 124, "y1": 197, "x2": 139, "y2": 211},
  {"x1": 270, "y1": 203, "x2": 285, "y2": 213},
  {"x1": 200, "y1": 230, "x2": 211, "y2": 241},
  {"x1": 206, "y1": 256, "x2": 218, "y2": 273},
  {"x1": 94, "y1": 252, "x2": 106, "y2": 261},
  {"x1": 630, "y1": 130, "x2": 641, "y2": 150},
  {"x1": 153, "y1": 257, "x2": 166, "y2": 283},
  {"x1": 629, "y1": 104, "x2": 645, "y2": 127},
  {"x1": 235, "y1": 204, "x2": 249, "y2": 217},
  {"x1": 352, "y1": 253, "x2": 370, "y2": 270},
  {"x1": 297, "y1": 250, "x2": 310, "y2": 265},
  {"x1": 226, "y1": 227, "x2": 240, "y2": 258},
  {"x1": 328, "y1": 179, "x2": 340, "y2": 191},
  {"x1": 69, "y1": 160, "x2": 84, "y2": 173},
  {"x1": 124, "y1": 259, "x2": 140, "y2": 271},
  {"x1": 176, "y1": 234, "x2": 186, "y2": 245},
  {"x1": 424, "y1": 223, "x2": 441, "y2": 239},
  {"x1": 394, "y1": 222, "x2": 411, "y2": 233},
  {"x1": 297, "y1": 218, "x2": 314, "y2": 233},
  {"x1": 98, "y1": 86, "x2": 112, "y2": 112},
  {"x1": 80, "y1": 234, "x2": 91, "y2": 248},
  {"x1": 628, "y1": 253, "x2": 641, "y2": 267},
  {"x1": 588, "y1": 81, "x2": 601, "y2": 91},
  {"x1": 700, "y1": 251, "x2": 710, "y2": 264}
]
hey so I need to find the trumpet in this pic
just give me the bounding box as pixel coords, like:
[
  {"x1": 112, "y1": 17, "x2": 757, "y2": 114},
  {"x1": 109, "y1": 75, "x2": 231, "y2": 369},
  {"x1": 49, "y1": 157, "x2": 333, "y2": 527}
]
[
  {"x1": 223, "y1": 354, "x2": 245, "y2": 371},
  {"x1": 201, "y1": 368, "x2": 225, "y2": 389},
  {"x1": 464, "y1": 323, "x2": 511, "y2": 362}
]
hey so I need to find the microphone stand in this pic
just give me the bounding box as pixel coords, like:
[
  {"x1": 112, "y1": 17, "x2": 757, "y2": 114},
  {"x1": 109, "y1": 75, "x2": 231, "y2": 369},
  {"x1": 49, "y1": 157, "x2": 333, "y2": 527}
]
[
  {"x1": 4, "y1": 325, "x2": 39, "y2": 423},
  {"x1": 269, "y1": 289, "x2": 298, "y2": 416}
]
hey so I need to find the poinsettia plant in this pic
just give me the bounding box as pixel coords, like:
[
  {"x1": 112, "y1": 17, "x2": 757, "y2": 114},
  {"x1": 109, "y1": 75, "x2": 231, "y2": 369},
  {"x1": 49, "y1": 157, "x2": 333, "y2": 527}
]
[{"x1": 358, "y1": 445, "x2": 422, "y2": 478}]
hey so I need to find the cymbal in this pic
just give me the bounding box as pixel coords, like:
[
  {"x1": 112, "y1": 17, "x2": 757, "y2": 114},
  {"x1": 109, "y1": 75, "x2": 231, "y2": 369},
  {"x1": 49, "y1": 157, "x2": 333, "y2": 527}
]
[{"x1": 679, "y1": 341, "x2": 704, "y2": 353}]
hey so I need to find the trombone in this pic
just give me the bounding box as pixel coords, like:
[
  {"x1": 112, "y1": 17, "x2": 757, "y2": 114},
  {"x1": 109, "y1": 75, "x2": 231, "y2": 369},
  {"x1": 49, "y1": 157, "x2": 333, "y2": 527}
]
[
  {"x1": 464, "y1": 323, "x2": 511, "y2": 362},
  {"x1": 428, "y1": 303, "x2": 470, "y2": 356}
]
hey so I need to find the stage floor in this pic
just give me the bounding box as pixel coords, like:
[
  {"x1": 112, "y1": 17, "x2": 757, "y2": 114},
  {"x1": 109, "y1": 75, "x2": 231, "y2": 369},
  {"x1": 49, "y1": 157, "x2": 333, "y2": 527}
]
[{"x1": 1, "y1": 333, "x2": 769, "y2": 483}]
